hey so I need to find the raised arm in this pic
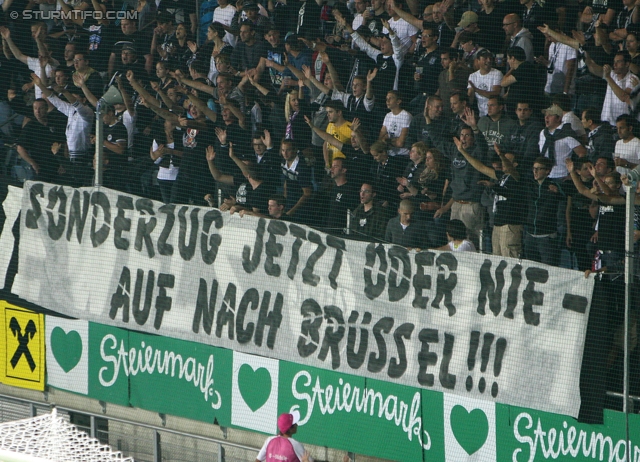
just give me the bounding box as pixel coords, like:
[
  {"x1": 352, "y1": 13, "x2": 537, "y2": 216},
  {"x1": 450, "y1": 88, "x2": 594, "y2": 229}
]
[
  {"x1": 72, "y1": 73, "x2": 99, "y2": 107},
  {"x1": 127, "y1": 70, "x2": 160, "y2": 108},
  {"x1": 173, "y1": 70, "x2": 215, "y2": 95},
  {"x1": 302, "y1": 65, "x2": 331, "y2": 95},
  {"x1": 537, "y1": 24, "x2": 580, "y2": 50},
  {"x1": 453, "y1": 136, "x2": 497, "y2": 180},
  {"x1": 206, "y1": 144, "x2": 234, "y2": 185},
  {"x1": 305, "y1": 115, "x2": 345, "y2": 149},
  {"x1": 387, "y1": 0, "x2": 422, "y2": 29},
  {"x1": 116, "y1": 75, "x2": 135, "y2": 117},
  {"x1": 187, "y1": 92, "x2": 217, "y2": 122},
  {"x1": 0, "y1": 27, "x2": 29, "y2": 64}
]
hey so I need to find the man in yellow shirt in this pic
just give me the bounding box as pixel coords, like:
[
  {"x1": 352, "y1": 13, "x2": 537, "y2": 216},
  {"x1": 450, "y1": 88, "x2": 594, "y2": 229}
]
[{"x1": 324, "y1": 101, "x2": 352, "y2": 169}]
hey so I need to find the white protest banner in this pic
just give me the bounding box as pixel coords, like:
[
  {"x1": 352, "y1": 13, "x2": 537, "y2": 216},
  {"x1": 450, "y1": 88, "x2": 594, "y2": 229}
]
[
  {"x1": 14, "y1": 182, "x2": 594, "y2": 417},
  {"x1": 0, "y1": 185, "x2": 22, "y2": 289}
]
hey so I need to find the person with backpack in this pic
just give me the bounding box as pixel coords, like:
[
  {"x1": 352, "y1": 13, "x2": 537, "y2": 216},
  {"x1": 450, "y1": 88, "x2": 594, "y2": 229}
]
[{"x1": 255, "y1": 412, "x2": 312, "y2": 462}]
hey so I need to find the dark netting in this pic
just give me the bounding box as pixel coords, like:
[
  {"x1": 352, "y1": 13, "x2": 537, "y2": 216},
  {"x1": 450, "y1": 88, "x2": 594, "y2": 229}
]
[{"x1": 0, "y1": 0, "x2": 639, "y2": 460}]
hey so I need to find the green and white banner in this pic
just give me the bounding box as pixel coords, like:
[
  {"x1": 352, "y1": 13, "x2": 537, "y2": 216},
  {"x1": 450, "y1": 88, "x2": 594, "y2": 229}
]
[
  {"x1": 45, "y1": 318, "x2": 640, "y2": 462},
  {"x1": 16, "y1": 183, "x2": 594, "y2": 417}
]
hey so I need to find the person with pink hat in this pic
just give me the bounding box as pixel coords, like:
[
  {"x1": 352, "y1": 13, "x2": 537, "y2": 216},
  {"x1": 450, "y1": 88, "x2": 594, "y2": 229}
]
[{"x1": 255, "y1": 411, "x2": 312, "y2": 462}]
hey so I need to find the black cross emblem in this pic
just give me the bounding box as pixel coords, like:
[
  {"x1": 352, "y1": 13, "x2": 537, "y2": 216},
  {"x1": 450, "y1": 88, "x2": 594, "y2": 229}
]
[{"x1": 9, "y1": 318, "x2": 37, "y2": 372}]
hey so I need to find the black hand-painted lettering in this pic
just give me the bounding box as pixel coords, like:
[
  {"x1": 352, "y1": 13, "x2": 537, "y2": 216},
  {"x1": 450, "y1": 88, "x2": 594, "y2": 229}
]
[
  {"x1": 109, "y1": 266, "x2": 131, "y2": 322},
  {"x1": 523, "y1": 267, "x2": 548, "y2": 326},
  {"x1": 236, "y1": 288, "x2": 259, "y2": 344},
  {"x1": 157, "y1": 204, "x2": 175, "y2": 256},
  {"x1": 302, "y1": 232, "x2": 326, "y2": 286},
  {"x1": 388, "y1": 246, "x2": 411, "y2": 302},
  {"x1": 363, "y1": 243, "x2": 387, "y2": 300},
  {"x1": 347, "y1": 311, "x2": 371, "y2": 370},
  {"x1": 417, "y1": 328, "x2": 439, "y2": 386},
  {"x1": 326, "y1": 235, "x2": 346, "y2": 290},
  {"x1": 432, "y1": 253, "x2": 457, "y2": 316},
  {"x1": 113, "y1": 195, "x2": 133, "y2": 250},
  {"x1": 388, "y1": 322, "x2": 414, "y2": 378},
  {"x1": 134, "y1": 199, "x2": 156, "y2": 258},
  {"x1": 265, "y1": 220, "x2": 287, "y2": 277},
  {"x1": 477, "y1": 259, "x2": 507, "y2": 316},
  {"x1": 178, "y1": 206, "x2": 199, "y2": 261},
  {"x1": 287, "y1": 224, "x2": 306, "y2": 279},
  {"x1": 132, "y1": 269, "x2": 154, "y2": 325},
  {"x1": 242, "y1": 218, "x2": 265, "y2": 273},
  {"x1": 413, "y1": 251, "x2": 434, "y2": 309},
  {"x1": 90, "y1": 191, "x2": 111, "y2": 247},
  {"x1": 193, "y1": 278, "x2": 218, "y2": 334},
  {"x1": 215, "y1": 283, "x2": 236, "y2": 339},
  {"x1": 367, "y1": 317, "x2": 393, "y2": 373},
  {"x1": 25, "y1": 183, "x2": 44, "y2": 229},
  {"x1": 154, "y1": 273, "x2": 174, "y2": 329},
  {"x1": 297, "y1": 298, "x2": 323, "y2": 357},
  {"x1": 254, "y1": 291, "x2": 283, "y2": 349},
  {"x1": 439, "y1": 333, "x2": 456, "y2": 389},
  {"x1": 46, "y1": 186, "x2": 67, "y2": 241},
  {"x1": 201, "y1": 209, "x2": 223, "y2": 265},
  {"x1": 504, "y1": 264, "x2": 522, "y2": 319},
  {"x1": 318, "y1": 305, "x2": 346, "y2": 369},
  {"x1": 66, "y1": 190, "x2": 91, "y2": 243}
]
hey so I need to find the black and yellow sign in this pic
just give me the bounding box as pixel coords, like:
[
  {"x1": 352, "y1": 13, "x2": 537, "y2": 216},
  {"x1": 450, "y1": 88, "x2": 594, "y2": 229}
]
[{"x1": 0, "y1": 301, "x2": 45, "y2": 390}]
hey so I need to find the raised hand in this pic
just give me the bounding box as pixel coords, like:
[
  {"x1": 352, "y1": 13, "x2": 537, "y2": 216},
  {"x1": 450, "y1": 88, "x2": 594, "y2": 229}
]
[
  {"x1": 453, "y1": 136, "x2": 464, "y2": 152},
  {"x1": 215, "y1": 127, "x2": 228, "y2": 145},
  {"x1": 460, "y1": 106, "x2": 476, "y2": 128},
  {"x1": 565, "y1": 157, "x2": 574, "y2": 173},
  {"x1": 537, "y1": 24, "x2": 550, "y2": 35},
  {"x1": 351, "y1": 117, "x2": 361, "y2": 132},
  {"x1": 261, "y1": 129, "x2": 272, "y2": 147},
  {"x1": 367, "y1": 68, "x2": 378, "y2": 82},
  {"x1": 73, "y1": 72, "x2": 86, "y2": 88},
  {"x1": 302, "y1": 64, "x2": 312, "y2": 80},
  {"x1": 30, "y1": 73, "x2": 42, "y2": 87},
  {"x1": 206, "y1": 145, "x2": 216, "y2": 162},
  {"x1": 303, "y1": 114, "x2": 314, "y2": 127}
]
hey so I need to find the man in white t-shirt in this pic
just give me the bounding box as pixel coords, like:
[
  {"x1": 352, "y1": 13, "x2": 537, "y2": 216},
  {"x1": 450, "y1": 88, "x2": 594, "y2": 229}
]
[
  {"x1": 213, "y1": 0, "x2": 238, "y2": 46},
  {"x1": 613, "y1": 114, "x2": 640, "y2": 180},
  {"x1": 542, "y1": 40, "x2": 576, "y2": 96},
  {"x1": 380, "y1": 90, "x2": 412, "y2": 156},
  {"x1": 352, "y1": 0, "x2": 368, "y2": 31},
  {"x1": 384, "y1": 0, "x2": 419, "y2": 47},
  {"x1": 538, "y1": 105, "x2": 587, "y2": 179},
  {"x1": 468, "y1": 49, "x2": 503, "y2": 117},
  {"x1": 587, "y1": 50, "x2": 640, "y2": 125},
  {"x1": 0, "y1": 25, "x2": 58, "y2": 100}
]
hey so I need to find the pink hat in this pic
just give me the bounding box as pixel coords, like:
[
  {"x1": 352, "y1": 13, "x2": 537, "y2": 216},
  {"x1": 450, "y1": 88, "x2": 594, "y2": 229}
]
[{"x1": 277, "y1": 411, "x2": 300, "y2": 434}]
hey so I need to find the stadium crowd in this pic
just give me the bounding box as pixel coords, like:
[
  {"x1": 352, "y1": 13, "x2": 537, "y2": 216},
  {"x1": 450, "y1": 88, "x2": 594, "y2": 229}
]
[{"x1": 1, "y1": 0, "x2": 640, "y2": 270}]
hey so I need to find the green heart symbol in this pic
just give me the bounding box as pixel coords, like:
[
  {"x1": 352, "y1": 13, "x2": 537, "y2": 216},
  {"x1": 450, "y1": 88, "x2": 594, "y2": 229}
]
[
  {"x1": 238, "y1": 364, "x2": 272, "y2": 412},
  {"x1": 450, "y1": 405, "x2": 488, "y2": 455},
  {"x1": 50, "y1": 327, "x2": 83, "y2": 373}
]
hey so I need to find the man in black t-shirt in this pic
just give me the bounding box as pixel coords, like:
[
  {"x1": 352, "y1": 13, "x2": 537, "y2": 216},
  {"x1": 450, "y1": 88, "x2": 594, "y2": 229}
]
[
  {"x1": 16, "y1": 99, "x2": 64, "y2": 184},
  {"x1": 321, "y1": 158, "x2": 360, "y2": 233},
  {"x1": 502, "y1": 46, "x2": 544, "y2": 112},
  {"x1": 296, "y1": 0, "x2": 323, "y2": 39},
  {"x1": 281, "y1": 139, "x2": 314, "y2": 223},
  {"x1": 108, "y1": 19, "x2": 152, "y2": 77}
]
